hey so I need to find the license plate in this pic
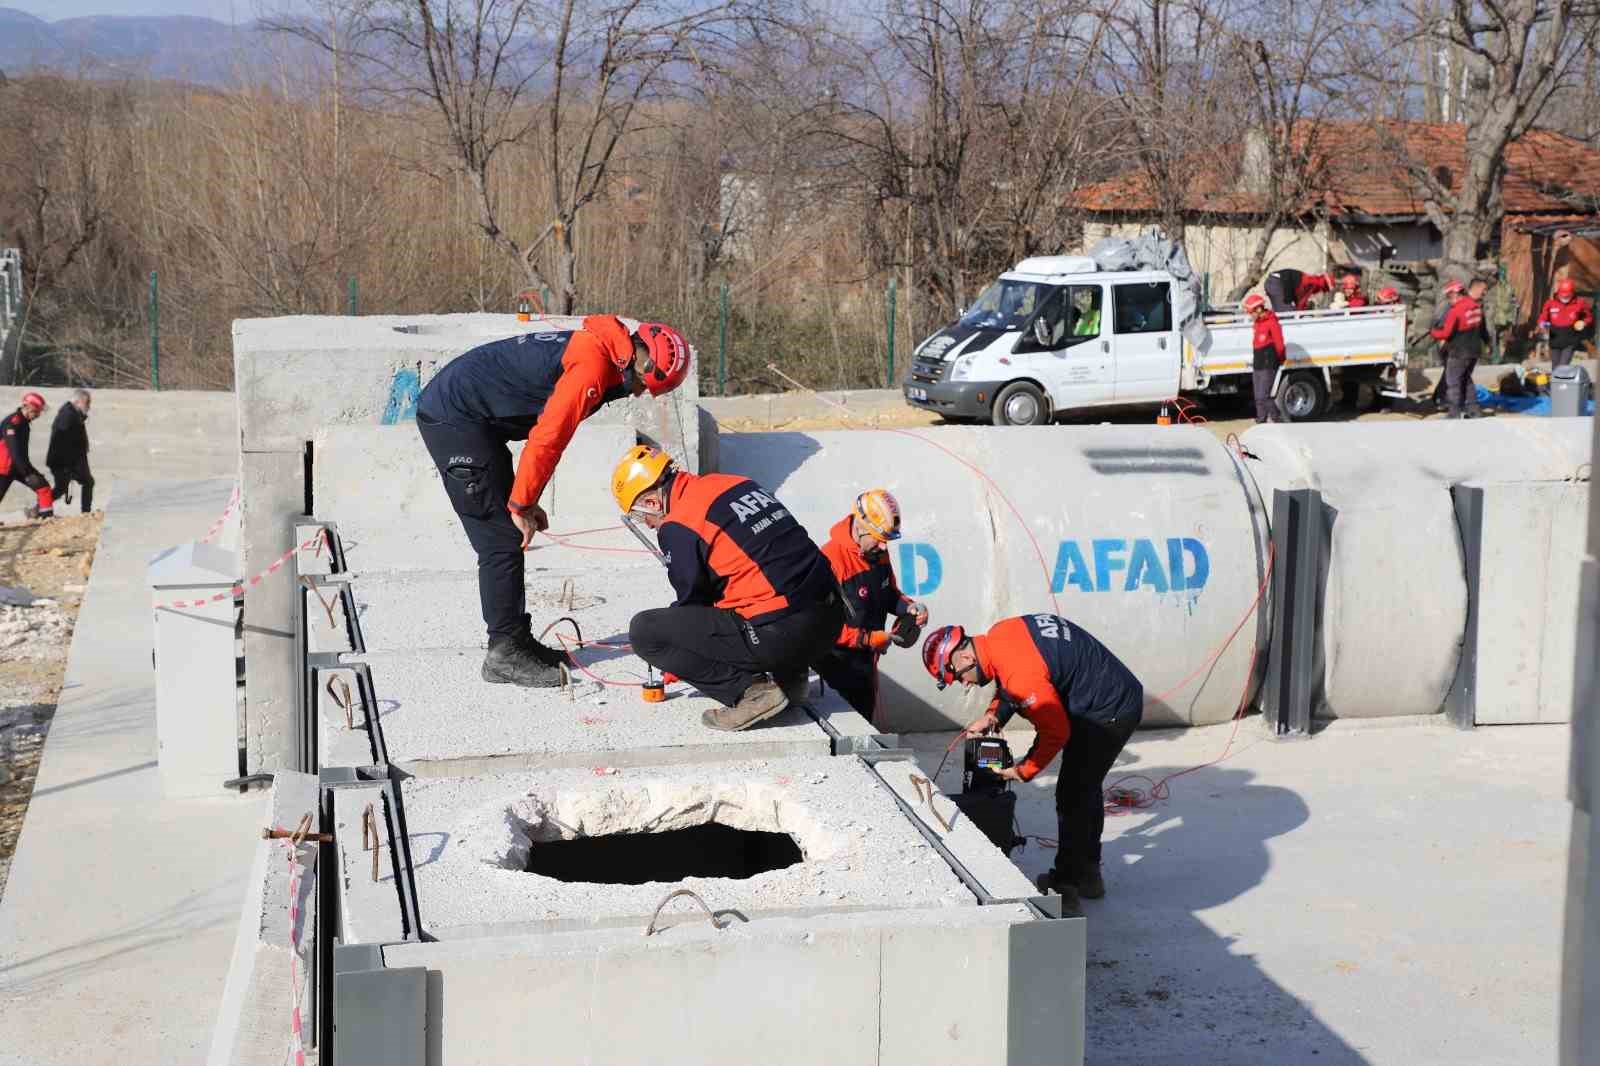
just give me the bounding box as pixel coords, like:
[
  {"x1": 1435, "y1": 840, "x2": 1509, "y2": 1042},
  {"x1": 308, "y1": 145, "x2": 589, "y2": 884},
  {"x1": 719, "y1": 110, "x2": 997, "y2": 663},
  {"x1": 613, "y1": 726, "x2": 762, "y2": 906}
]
[{"x1": 907, "y1": 386, "x2": 928, "y2": 401}]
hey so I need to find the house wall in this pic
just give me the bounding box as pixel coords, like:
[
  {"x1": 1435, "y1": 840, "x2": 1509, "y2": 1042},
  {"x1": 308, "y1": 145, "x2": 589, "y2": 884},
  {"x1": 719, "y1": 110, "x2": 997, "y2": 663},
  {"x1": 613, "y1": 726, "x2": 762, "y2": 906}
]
[
  {"x1": 1333, "y1": 223, "x2": 1441, "y2": 265},
  {"x1": 1079, "y1": 219, "x2": 1331, "y2": 301}
]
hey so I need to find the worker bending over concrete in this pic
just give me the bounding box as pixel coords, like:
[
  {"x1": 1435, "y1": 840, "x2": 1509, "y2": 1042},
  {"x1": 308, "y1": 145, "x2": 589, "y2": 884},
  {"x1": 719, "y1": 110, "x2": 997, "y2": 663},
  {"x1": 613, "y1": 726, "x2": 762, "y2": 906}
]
[
  {"x1": 416, "y1": 316, "x2": 690, "y2": 687},
  {"x1": 1431, "y1": 277, "x2": 1491, "y2": 419},
  {"x1": 0, "y1": 392, "x2": 54, "y2": 520},
  {"x1": 1243, "y1": 293, "x2": 1285, "y2": 423},
  {"x1": 923, "y1": 614, "x2": 1143, "y2": 910},
  {"x1": 815, "y1": 489, "x2": 929, "y2": 722},
  {"x1": 614, "y1": 445, "x2": 843, "y2": 731},
  {"x1": 1538, "y1": 279, "x2": 1593, "y2": 370}
]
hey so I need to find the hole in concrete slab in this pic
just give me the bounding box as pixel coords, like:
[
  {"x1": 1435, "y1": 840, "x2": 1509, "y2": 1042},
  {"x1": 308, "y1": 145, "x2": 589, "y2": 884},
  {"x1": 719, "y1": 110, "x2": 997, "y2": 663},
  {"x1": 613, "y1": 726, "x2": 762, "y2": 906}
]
[{"x1": 523, "y1": 823, "x2": 802, "y2": 884}]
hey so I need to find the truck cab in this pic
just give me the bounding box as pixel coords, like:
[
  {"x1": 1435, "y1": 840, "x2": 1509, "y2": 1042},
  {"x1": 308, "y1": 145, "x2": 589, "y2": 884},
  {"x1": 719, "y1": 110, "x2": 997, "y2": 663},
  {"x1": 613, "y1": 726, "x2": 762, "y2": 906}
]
[{"x1": 904, "y1": 256, "x2": 1181, "y2": 425}]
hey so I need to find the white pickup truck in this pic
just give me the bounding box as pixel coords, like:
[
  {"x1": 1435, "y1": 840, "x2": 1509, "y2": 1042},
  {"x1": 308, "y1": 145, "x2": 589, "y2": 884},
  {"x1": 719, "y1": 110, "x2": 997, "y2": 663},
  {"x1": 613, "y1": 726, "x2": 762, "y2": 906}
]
[{"x1": 903, "y1": 255, "x2": 1407, "y2": 424}]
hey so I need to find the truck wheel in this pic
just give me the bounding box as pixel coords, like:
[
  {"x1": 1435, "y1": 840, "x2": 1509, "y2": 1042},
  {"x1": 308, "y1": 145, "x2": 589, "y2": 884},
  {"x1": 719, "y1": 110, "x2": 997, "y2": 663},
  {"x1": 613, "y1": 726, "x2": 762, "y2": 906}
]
[
  {"x1": 1277, "y1": 371, "x2": 1328, "y2": 422},
  {"x1": 992, "y1": 382, "x2": 1049, "y2": 426}
]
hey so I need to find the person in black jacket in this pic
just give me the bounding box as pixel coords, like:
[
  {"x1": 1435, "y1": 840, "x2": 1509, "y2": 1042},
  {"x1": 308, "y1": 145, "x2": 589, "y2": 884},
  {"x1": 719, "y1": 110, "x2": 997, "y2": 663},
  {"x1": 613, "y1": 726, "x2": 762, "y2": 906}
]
[{"x1": 47, "y1": 390, "x2": 93, "y2": 514}]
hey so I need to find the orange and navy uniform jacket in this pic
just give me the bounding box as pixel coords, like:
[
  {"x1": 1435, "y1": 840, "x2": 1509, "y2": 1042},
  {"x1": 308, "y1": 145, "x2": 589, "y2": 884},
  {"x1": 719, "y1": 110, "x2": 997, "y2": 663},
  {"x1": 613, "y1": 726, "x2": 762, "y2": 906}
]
[
  {"x1": 820, "y1": 516, "x2": 911, "y2": 653},
  {"x1": 1, "y1": 408, "x2": 41, "y2": 482},
  {"x1": 1538, "y1": 296, "x2": 1594, "y2": 348},
  {"x1": 1251, "y1": 311, "x2": 1286, "y2": 371},
  {"x1": 656, "y1": 472, "x2": 837, "y2": 625},
  {"x1": 1431, "y1": 295, "x2": 1489, "y2": 359},
  {"x1": 971, "y1": 614, "x2": 1143, "y2": 781},
  {"x1": 415, "y1": 314, "x2": 635, "y2": 510}
]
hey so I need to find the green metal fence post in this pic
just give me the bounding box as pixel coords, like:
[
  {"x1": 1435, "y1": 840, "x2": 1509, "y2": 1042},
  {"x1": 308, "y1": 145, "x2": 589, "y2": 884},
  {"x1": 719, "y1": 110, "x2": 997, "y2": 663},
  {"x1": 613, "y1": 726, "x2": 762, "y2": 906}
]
[
  {"x1": 149, "y1": 270, "x2": 160, "y2": 391},
  {"x1": 886, "y1": 277, "x2": 897, "y2": 384},
  {"x1": 718, "y1": 281, "x2": 729, "y2": 396},
  {"x1": 347, "y1": 275, "x2": 359, "y2": 316}
]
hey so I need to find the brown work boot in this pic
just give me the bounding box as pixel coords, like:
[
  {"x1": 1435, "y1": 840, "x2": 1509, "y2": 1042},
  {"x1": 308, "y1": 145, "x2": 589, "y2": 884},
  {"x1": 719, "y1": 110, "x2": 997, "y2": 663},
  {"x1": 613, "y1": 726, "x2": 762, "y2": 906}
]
[{"x1": 701, "y1": 680, "x2": 789, "y2": 731}]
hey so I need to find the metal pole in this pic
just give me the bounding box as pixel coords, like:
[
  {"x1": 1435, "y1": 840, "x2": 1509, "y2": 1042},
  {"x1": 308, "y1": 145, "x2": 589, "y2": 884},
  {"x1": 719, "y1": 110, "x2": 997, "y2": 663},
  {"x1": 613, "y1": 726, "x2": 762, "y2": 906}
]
[
  {"x1": 886, "y1": 277, "x2": 898, "y2": 384},
  {"x1": 149, "y1": 270, "x2": 160, "y2": 391},
  {"x1": 718, "y1": 281, "x2": 729, "y2": 396},
  {"x1": 347, "y1": 275, "x2": 358, "y2": 316}
]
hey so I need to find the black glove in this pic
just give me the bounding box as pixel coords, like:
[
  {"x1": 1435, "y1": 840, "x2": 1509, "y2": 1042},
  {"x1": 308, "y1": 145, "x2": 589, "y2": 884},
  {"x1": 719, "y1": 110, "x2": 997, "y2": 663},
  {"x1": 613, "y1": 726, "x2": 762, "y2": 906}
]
[{"x1": 890, "y1": 613, "x2": 922, "y2": 648}]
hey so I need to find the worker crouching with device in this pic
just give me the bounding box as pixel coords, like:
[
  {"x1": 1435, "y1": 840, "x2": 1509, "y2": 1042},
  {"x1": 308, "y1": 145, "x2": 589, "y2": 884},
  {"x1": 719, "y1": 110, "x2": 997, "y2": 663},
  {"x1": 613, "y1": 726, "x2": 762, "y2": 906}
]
[
  {"x1": 614, "y1": 445, "x2": 843, "y2": 731},
  {"x1": 923, "y1": 613, "x2": 1143, "y2": 911}
]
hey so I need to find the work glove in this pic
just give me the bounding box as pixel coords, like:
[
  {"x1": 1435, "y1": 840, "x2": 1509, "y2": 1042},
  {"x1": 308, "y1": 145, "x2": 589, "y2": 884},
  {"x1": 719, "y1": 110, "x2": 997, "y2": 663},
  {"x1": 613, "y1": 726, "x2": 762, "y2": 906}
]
[
  {"x1": 862, "y1": 631, "x2": 892, "y2": 653},
  {"x1": 890, "y1": 613, "x2": 923, "y2": 648}
]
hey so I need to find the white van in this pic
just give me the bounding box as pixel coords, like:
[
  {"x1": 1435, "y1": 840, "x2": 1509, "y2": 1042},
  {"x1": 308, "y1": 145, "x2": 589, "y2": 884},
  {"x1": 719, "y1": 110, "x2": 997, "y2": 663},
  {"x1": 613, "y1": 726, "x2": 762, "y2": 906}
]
[{"x1": 903, "y1": 255, "x2": 1407, "y2": 424}]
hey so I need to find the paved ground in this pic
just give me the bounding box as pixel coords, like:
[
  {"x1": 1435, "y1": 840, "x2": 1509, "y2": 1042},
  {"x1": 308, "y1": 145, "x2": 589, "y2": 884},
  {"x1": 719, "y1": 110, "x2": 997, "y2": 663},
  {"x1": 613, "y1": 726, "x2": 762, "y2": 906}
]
[
  {"x1": 0, "y1": 480, "x2": 264, "y2": 1066},
  {"x1": 910, "y1": 718, "x2": 1569, "y2": 1066}
]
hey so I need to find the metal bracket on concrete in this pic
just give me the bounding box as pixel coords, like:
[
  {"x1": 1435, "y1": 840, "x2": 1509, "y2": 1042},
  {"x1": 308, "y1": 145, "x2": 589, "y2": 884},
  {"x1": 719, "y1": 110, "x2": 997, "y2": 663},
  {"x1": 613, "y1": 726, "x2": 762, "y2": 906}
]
[
  {"x1": 1264, "y1": 488, "x2": 1323, "y2": 736},
  {"x1": 332, "y1": 943, "x2": 427, "y2": 1066},
  {"x1": 1446, "y1": 484, "x2": 1484, "y2": 730},
  {"x1": 802, "y1": 705, "x2": 901, "y2": 757}
]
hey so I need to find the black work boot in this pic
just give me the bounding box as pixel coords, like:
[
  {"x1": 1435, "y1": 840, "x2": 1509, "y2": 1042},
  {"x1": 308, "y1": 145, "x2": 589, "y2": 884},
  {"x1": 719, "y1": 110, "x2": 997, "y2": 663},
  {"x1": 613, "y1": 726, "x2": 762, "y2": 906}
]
[
  {"x1": 482, "y1": 634, "x2": 564, "y2": 687},
  {"x1": 1036, "y1": 869, "x2": 1083, "y2": 916},
  {"x1": 774, "y1": 669, "x2": 811, "y2": 707},
  {"x1": 516, "y1": 630, "x2": 573, "y2": 668},
  {"x1": 1076, "y1": 863, "x2": 1106, "y2": 900}
]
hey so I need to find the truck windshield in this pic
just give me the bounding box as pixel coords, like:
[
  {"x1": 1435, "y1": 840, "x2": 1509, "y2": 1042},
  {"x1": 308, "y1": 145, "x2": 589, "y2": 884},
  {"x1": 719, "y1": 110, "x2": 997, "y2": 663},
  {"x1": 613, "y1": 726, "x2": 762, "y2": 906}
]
[{"x1": 959, "y1": 280, "x2": 1053, "y2": 331}]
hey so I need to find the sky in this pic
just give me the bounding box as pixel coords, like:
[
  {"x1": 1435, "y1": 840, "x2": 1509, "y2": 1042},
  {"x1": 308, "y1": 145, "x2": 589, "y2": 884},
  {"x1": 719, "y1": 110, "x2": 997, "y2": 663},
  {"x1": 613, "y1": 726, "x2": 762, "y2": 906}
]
[{"x1": 5, "y1": 0, "x2": 308, "y2": 19}]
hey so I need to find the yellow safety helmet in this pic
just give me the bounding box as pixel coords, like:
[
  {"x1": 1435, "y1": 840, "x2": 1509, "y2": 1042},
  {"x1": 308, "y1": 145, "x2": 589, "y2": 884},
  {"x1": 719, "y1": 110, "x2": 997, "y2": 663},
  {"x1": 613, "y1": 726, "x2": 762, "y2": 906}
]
[
  {"x1": 852, "y1": 488, "x2": 902, "y2": 543},
  {"x1": 611, "y1": 444, "x2": 673, "y2": 513}
]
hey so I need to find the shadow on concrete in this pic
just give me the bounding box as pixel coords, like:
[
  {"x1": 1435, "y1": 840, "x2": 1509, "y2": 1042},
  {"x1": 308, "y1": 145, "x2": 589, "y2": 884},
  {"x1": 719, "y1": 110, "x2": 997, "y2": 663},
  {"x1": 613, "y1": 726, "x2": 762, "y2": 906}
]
[
  {"x1": 29, "y1": 759, "x2": 158, "y2": 798},
  {"x1": 717, "y1": 432, "x2": 824, "y2": 495}
]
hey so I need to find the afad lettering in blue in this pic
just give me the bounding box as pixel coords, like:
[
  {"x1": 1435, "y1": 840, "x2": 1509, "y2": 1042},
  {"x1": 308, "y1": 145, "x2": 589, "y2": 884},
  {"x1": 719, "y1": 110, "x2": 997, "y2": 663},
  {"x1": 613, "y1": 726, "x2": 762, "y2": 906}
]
[{"x1": 1051, "y1": 537, "x2": 1208, "y2": 595}]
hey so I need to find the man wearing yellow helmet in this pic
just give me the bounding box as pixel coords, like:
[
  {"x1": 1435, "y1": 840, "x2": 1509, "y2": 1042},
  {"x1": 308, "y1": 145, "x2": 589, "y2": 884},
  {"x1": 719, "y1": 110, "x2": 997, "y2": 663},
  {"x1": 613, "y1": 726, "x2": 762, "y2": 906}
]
[
  {"x1": 611, "y1": 445, "x2": 842, "y2": 731},
  {"x1": 815, "y1": 489, "x2": 929, "y2": 722}
]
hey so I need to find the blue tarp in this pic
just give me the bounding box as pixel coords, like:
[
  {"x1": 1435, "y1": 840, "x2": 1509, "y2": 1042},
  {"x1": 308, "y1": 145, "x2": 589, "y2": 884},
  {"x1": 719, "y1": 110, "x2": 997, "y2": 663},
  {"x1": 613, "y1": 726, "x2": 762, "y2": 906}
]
[{"x1": 1475, "y1": 385, "x2": 1595, "y2": 416}]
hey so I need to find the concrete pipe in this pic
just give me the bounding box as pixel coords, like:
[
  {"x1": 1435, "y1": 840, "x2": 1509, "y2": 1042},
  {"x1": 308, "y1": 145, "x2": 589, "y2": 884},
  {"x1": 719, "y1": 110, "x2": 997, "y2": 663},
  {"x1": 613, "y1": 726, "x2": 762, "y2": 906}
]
[
  {"x1": 1241, "y1": 419, "x2": 1593, "y2": 719},
  {"x1": 720, "y1": 426, "x2": 1271, "y2": 732}
]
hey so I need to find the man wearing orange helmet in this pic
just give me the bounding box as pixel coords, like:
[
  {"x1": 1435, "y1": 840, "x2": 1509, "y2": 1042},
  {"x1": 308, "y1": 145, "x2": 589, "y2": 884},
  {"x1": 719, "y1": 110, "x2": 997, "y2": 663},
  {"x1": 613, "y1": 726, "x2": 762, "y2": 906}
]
[
  {"x1": 613, "y1": 445, "x2": 842, "y2": 731},
  {"x1": 1, "y1": 392, "x2": 54, "y2": 520},
  {"x1": 922, "y1": 614, "x2": 1143, "y2": 909},
  {"x1": 815, "y1": 489, "x2": 930, "y2": 722},
  {"x1": 416, "y1": 316, "x2": 691, "y2": 687},
  {"x1": 1243, "y1": 293, "x2": 1285, "y2": 423},
  {"x1": 1537, "y1": 278, "x2": 1593, "y2": 370}
]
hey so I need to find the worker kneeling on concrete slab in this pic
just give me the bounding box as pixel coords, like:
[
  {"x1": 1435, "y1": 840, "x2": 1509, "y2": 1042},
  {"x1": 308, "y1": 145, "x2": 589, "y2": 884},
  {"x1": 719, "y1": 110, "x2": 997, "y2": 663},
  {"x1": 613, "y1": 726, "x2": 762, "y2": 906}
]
[
  {"x1": 924, "y1": 614, "x2": 1143, "y2": 910},
  {"x1": 415, "y1": 315, "x2": 691, "y2": 687},
  {"x1": 614, "y1": 444, "x2": 844, "y2": 731},
  {"x1": 815, "y1": 488, "x2": 928, "y2": 723}
]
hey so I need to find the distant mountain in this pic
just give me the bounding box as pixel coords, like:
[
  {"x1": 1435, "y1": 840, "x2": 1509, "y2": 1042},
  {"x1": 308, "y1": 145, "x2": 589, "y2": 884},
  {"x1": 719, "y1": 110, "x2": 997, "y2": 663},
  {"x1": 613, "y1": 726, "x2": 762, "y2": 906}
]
[{"x1": 0, "y1": 7, "x2": 267, "y2": 84}]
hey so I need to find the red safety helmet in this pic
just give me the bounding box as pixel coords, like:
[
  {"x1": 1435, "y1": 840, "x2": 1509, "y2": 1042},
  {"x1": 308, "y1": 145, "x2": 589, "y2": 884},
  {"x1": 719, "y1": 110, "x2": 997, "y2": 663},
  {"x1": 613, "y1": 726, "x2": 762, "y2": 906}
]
[
  {"x1": 921, "y1": 624, "x2": 968, "y2": 690},
  {"x1": 20, "y1": 392, "x2": 46, "y2": 413},
  {"x1": 1340, "y1": 274, "x2": 1360, "y2": 290},
  {"x1": 1376, "y1": 287, "x2": 1399, "y2": 304},
  {"x1": 1441, "y1": 278, "x2": 1465, "y2": 297},
  {"x1": 1242, "y1": 293, "x2": 1269, "y2": 314},
  {"x1": 1556, "y1": 278, "x2": 1577, "y2": 300},
  {"x1": 634, "y1": 322, "x2": 691, "y2": 397}
]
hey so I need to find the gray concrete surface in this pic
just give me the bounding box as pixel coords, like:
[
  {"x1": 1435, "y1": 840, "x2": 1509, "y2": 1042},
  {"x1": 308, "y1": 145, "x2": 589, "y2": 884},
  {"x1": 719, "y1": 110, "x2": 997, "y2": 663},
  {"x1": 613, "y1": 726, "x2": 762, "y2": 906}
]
[
  {"x1": 911, "y1": 718, "x2": 1570, "y2": 1065},
  {"x1": 0, "y1": 387, "x2": 234, "y2": 522},
  {"x1": 0, "y1": 479, "x2": 266, "y2": 1065}
]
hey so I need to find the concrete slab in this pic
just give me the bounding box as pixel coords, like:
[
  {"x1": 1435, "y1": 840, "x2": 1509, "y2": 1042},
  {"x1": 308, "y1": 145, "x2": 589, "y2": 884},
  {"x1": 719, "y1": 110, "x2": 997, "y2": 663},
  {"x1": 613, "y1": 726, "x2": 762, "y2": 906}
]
[
  {"x1": 397, "y1": 756, "x2": 976, "y2": 939},
  {"x1": 346, "y1": 647, "x2": 835, "y2": 775},
  {"x1": 240, "y1": 450, "x2": 306, "y2": 773},
  {"x1": 314, "y1": 665, "x2": 377, "y2": 769},
  {"x1": 381, "y1": 904, "x2": 1062, "y2": 1066},
  {"x1": 303, "y1": 579, "x2": 354, "y2": 655},
  {"x1": 907, "y1": 719, "x2": 1572, "y2": 1065},
  {"x1": 332, "y1": 783, "x2": 408, "y2": 946},
  {"x1": 0, "y1": 480, "x2": 266, "y2": 1066}
]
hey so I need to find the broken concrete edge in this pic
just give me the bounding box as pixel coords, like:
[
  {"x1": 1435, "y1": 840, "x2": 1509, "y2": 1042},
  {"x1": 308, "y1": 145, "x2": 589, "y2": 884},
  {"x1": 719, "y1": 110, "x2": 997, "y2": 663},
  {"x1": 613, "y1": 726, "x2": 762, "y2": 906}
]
[{"x1": 206, "y1": 771, "x2": 319, "y2": 1066}]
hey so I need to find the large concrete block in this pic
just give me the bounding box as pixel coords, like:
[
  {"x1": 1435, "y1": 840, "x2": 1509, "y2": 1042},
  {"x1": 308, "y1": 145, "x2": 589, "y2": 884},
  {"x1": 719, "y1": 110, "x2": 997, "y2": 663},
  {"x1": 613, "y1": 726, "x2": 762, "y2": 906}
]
[
  {"x1": 240, "y1": 450, "x2": 307, "y2": 773},
  {"x1": 1467, "y1": 481, "x2": 1592, "y2": 724},
  {"x1": 206, "y1": 772, "x2": 319, "y2": 1066},
  {"x1": 721, "y1": 426, "x2": 1271, "y2": 730}
]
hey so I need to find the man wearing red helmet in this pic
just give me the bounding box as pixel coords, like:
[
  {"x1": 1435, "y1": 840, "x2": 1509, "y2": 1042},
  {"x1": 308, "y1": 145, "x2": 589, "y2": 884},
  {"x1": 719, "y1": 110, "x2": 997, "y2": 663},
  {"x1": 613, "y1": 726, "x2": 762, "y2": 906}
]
[
  {"x1": 1537, "y1": 278, "x2": 1593, "y2": 370},
  {"x1": 815, "y1": 488, "x2": 930, "y2": 722},
  {"x1": 1, "y1": 392, "x2": 55, "y2": 520},
  {"x1": 1337, "y1": 274, "x2": 1367, "y2": 308},
  {"x1": 922, "y1": 614, "x2": 1143, "y2": 908},
  {"x1": 1375, "y1": 287, "x2": 1401, "y2": 305},
  {"x1": 1430, "y1": 277, "x2": 1492, "y2": 418},
  {"x1": 416, "y1": 315, "x2": 692, "y2": 686},
  {"x1": 1243, "y1": 293, "x2": 1286, "y2": 423},
  {"x1": 1428, "y1": 278, "x2": 1467, "y2": 411}
]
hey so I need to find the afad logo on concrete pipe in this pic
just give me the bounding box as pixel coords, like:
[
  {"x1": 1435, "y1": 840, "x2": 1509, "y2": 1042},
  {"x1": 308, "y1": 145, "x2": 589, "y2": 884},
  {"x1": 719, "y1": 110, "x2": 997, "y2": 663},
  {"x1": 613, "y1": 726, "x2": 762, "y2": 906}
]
[{"x1": 897, "y1": 537, "x2": 1210, "y2": 599}]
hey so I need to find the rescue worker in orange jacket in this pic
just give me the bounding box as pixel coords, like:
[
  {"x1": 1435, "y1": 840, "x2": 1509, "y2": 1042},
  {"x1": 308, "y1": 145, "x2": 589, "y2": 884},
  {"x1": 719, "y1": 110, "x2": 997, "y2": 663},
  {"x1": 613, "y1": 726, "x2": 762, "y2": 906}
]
[
  {"x1": 1, "y1": 392, "x2": 54, "y2": 520},
  {"x1": 1430, "y1": 277, "x2": 1491, "y2": 419},
  {"x1": 815, "y1": 489, "x2": 929, "y2": 723},
  {"x1": 924, "y1": 614, "x2": 1143, "y2": 908},
  {"x1": 416, "y1": 316, "x2": 690, "y2": 687},
  {"x1": 1244, "y1": 293, "x2": 1286, "y2": 423},
  {"x1": 1263, "y1": 268, "x2": 1333, "y2": 312},
  {"x1": 615, "y1": 445, "x2": 843, "y2": 731},
  {"x1": 1537, "y1": 278, "x2": 1593, "y2": 370}
]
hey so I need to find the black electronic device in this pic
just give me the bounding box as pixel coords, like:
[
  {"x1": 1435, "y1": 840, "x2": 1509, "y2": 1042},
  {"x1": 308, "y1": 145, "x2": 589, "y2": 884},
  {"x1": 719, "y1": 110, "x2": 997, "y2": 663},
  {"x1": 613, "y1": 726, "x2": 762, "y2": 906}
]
[{"x1": 950, "y1": 736, "x2": 1026, "y2": 854}]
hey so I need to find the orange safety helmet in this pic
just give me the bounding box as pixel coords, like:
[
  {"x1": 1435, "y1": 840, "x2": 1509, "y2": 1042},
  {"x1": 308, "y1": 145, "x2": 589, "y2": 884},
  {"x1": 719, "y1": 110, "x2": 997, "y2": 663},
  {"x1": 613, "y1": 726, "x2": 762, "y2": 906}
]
[
  {"x1": 1556, "y1": 278, "x2": 1577, "y2": 300},
  {"x1": 1242, "y1": 293, "x2": 1269, "y2": 314},
  {"x1": 634, "y1": 323, "x2": 692, "y2": 397},
  {"x1": 852, "y1": 488, "x2": 902, "y2": 543},
  {"x1": 610, "y1": 444, "x2": 673, "y2": 513},
  {"x1": 20, "y1": 392, "x2": 46, "y2": 412},
  {"x1": 1376, "y1": 287, "x2": 1399, "y2": 304}
]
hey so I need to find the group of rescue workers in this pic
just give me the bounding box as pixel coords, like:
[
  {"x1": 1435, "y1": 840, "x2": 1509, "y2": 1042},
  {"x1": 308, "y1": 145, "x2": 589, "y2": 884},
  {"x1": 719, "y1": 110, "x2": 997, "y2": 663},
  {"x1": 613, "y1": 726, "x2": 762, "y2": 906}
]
[
  {"x1": 1246, "y1": 268, "x2": 1592, "y2": 422},
  {"x1": 1, "y1": 389, "x2": 94, "y2": 519},
  {"x1": 413, "y1": 313, "x2": 1144, "y2": 909}
]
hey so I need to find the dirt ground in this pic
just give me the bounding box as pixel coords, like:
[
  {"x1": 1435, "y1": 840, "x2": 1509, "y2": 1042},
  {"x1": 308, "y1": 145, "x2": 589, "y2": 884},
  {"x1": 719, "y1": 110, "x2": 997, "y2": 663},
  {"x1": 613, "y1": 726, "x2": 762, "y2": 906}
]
[{"x1": 0, "y1": 512, "x2": 103, "y2": 898}]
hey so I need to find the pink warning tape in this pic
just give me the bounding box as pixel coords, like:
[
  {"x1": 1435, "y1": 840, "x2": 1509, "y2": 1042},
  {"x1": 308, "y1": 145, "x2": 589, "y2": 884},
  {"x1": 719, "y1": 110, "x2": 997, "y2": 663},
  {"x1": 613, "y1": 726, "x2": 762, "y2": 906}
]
[
  {"x1": 198, "y1": 486, "x2": 240, "y2": 544},
  {"x1": 284, "y1": 834, "x2": 314, "y2": 1066},
  {"x1": 152, "y1": 528, "x2": 330, "y2": 611}
]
